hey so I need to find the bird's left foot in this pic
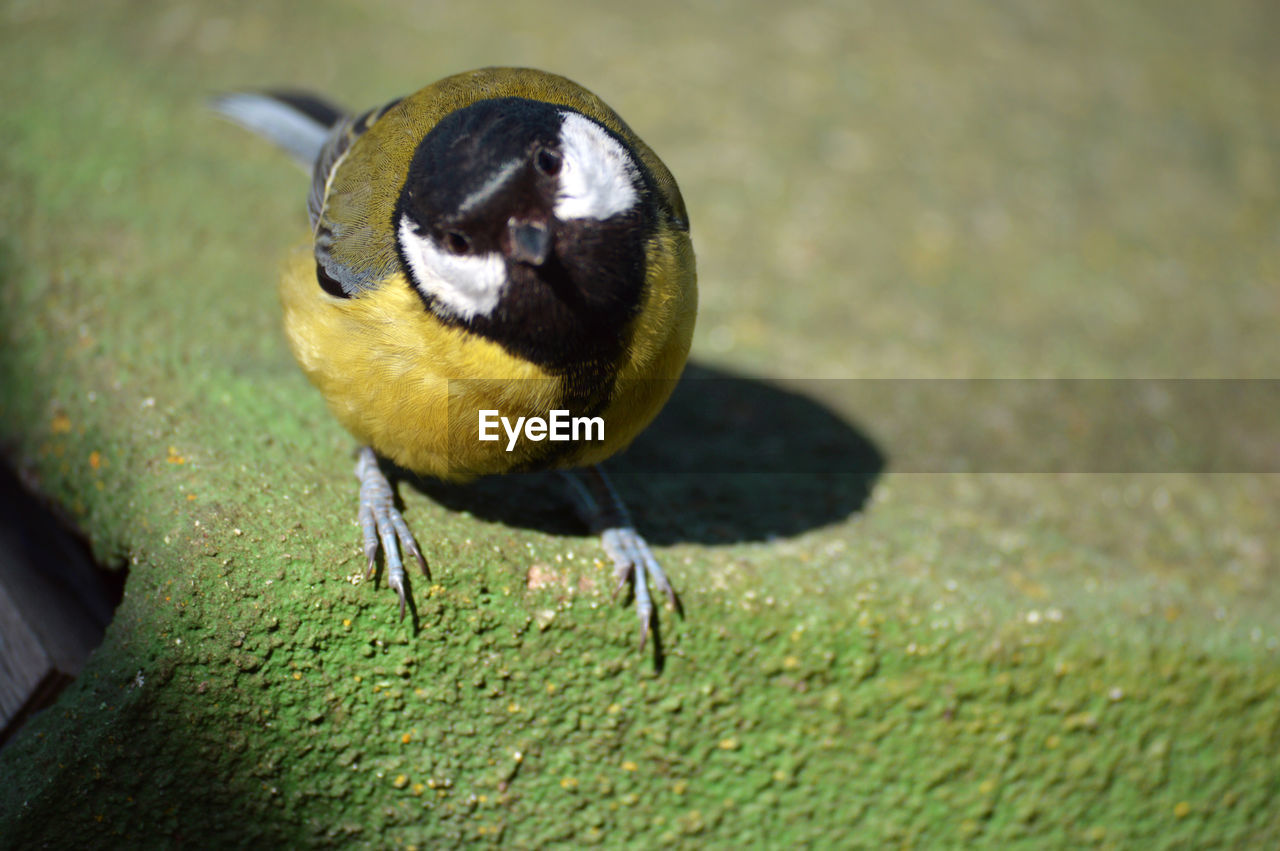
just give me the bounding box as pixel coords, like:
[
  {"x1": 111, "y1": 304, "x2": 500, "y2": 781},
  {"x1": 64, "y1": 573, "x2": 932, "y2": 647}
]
[
  {"x1": 600, "y1": 525, "x2": 679, "y2": 651},
  {"x1": 562, "y1": 466, "x2": 680, "y2": 650},
  {"x1": 356, "y1": 447, "x2": 429, "y2": 620}
]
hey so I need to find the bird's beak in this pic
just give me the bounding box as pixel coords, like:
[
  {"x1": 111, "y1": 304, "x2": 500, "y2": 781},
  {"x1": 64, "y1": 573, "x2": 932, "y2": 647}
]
[{"x1": 507, "y1": 217, "x2": 552, "y2": 266}]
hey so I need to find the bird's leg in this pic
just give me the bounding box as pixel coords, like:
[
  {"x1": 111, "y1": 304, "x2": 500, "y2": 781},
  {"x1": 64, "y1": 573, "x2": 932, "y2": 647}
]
[
  {"x1": 355, "y1": 447, "x2": 429, "y2": 620},
  {"x1": 560, "y1": 466, "x2": 679, "y2": 650}
]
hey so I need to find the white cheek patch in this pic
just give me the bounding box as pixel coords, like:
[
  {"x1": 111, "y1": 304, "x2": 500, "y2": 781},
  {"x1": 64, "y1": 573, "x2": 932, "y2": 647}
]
[
  {"x1": 554, "y1": 111, "x2": 640, "y2": 220},
  {"x1": 397, "y1": 214, "x2": 506, "y2": 320}
]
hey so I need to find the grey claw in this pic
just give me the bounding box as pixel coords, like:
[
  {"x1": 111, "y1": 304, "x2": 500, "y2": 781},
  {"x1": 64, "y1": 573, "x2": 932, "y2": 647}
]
[
  {"x1": 355, "y1": 446, "x2": 426, "y2": 617},
  {"x1": 611, "y1": 567, "x2": 632, "y2": 600},
  {"x1": 563, "y1": 466, "x2": 681, "y2": 650},
  {"x1": 390, "y1": 575, "x2": 407, "y2": 621}
]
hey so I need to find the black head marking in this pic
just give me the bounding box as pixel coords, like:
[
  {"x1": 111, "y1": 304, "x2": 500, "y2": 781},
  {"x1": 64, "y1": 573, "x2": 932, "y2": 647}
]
[
  {"x1": 393, "y1": 97, "x2": 661, "y2": 406},
  {"x1": 400, "y1": 98, "x2": 565, "y2": 250}
]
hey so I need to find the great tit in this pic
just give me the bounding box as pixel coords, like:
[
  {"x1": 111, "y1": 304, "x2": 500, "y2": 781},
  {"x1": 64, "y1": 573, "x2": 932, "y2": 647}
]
[{"x1": 214, "y1": 67, "x2": 697, "y2": 646}]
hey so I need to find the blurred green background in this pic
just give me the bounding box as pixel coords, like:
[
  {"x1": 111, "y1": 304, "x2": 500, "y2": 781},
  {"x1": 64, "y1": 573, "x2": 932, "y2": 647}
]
[{"x1": 1, "y1": 0, "x2": 1276, "y2": 846}]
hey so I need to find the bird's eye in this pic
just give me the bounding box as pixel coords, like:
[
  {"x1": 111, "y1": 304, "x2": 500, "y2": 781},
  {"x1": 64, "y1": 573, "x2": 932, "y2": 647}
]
[
  {"x1": 534, "y1": 146, "x2": 562, "y2": 177},
  {"x1": 443, "y1": 230, "x2": 471, "y2": 255}
]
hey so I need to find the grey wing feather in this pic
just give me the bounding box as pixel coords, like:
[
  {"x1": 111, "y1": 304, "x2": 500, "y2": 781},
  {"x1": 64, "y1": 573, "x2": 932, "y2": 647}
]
[
  {"x1": 214, "y1": 91, "x2": 404, "y2": 297},
  {"x1": 310, "y1": 99, "x2": 403, "y2": 295},
  {"x1": 211, "y1": 91, "x2": 343, "y2": 170},
  {"x1": 307, "y1": 110, "x2": 374, "y2": 228}
]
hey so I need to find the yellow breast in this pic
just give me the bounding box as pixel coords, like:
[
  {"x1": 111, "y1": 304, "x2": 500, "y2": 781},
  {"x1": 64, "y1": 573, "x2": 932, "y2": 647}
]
[{"x1": 278, "y1": 228, "x2": 696, "y2": 481}]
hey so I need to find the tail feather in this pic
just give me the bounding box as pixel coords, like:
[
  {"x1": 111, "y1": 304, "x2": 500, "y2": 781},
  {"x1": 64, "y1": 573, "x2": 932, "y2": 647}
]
[{"x1": 211, "y1": 91, "x2": 345, "y2": 168}]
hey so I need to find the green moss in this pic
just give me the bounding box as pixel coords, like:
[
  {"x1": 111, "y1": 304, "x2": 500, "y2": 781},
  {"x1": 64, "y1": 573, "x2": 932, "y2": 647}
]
[{"x1": 2, "y1": 0, "x2": 1278, "y2": 847}]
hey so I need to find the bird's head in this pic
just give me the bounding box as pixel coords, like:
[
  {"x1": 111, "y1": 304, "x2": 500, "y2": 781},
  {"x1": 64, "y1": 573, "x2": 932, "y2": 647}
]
[{"x1": 395, "y1": 97, "x2": 651, "y2": 347}]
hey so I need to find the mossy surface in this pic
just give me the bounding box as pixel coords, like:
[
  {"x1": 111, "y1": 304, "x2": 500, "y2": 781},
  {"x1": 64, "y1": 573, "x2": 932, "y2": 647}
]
[{"x1": 1, "y1": 0, "x2": 1277, "y2": 847}]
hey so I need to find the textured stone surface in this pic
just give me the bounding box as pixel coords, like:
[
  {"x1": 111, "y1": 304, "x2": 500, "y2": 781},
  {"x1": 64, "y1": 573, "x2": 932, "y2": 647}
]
[{"x1": 1, "y1": 0, "x2": 1276, "y2": 845}]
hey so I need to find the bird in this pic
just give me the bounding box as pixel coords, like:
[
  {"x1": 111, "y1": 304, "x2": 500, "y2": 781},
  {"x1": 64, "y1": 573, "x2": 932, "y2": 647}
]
[{"x1": 213, "y1": 67, "x2": 697, "y2": 648}]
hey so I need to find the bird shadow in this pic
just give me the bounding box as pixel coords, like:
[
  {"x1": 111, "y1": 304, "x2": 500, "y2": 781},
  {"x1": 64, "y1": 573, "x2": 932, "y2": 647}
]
[{"x1": 403, "y1": 362, "x2": 886, "y2": 546}]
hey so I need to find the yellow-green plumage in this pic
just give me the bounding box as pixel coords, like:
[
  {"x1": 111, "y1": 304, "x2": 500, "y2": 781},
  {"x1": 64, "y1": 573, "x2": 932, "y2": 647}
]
[{"x1": 279, "y1": 67, "x2": 696, "y2": 481}]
